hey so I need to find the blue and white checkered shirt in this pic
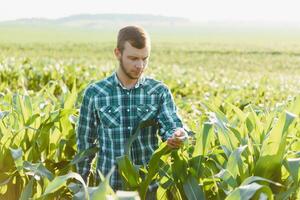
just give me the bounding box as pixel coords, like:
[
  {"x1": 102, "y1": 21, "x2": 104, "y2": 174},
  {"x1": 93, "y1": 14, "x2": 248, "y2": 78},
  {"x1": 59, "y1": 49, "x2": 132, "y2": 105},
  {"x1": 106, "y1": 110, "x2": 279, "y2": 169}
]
[{"x1": 76, "y1": 72, "x2": 183, "y2": 190}]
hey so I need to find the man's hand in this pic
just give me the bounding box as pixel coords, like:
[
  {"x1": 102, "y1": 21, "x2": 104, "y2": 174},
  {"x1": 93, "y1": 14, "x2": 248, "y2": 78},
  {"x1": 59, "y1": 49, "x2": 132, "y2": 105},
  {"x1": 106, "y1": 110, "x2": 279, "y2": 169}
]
[{"x1": 167, "y1": 128, "x2": 188, "y2": 149}]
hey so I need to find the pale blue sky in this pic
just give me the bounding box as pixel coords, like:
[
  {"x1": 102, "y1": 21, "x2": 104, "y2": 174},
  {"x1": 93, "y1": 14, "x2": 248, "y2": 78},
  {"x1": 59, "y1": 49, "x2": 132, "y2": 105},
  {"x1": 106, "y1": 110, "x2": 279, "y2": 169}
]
[{"x1": 1, "y1": 0, "x2": 300, "y2": 22}]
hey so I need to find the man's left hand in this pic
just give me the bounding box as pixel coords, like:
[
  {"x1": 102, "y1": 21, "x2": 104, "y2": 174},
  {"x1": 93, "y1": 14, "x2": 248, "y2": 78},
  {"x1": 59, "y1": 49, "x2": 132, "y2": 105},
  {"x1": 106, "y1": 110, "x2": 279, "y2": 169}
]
[{"x1": 167, "y1": 128, "x2": 188, "y2": 149}]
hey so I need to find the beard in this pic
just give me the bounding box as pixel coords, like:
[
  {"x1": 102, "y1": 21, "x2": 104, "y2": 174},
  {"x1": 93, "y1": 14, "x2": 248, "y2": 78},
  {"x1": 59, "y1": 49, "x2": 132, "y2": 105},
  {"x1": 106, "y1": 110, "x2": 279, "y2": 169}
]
[{"x1": 119, "y1": 58, "x2": 141, "y2": 80}]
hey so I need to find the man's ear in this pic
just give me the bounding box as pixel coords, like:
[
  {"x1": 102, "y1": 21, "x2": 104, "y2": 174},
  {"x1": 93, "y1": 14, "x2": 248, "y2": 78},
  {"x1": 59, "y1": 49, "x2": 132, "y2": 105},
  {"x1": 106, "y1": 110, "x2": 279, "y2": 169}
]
[{"x1": 114, "y1": 48, "x2": 121, "y2": 60}]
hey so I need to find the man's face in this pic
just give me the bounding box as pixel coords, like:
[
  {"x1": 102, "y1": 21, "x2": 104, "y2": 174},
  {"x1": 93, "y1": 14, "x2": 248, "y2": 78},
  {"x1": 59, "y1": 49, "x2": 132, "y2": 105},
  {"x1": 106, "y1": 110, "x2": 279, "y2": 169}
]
[{"x1": 115, "y1": 41, "x2": 150, "y2": 80}]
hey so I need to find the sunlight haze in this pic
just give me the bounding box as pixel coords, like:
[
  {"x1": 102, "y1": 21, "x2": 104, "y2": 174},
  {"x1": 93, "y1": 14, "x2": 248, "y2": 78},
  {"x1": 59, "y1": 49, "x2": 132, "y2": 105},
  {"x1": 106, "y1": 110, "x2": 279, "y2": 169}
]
[{"x1": 1, "y1": 0, "x2": 300, "y2": 22}]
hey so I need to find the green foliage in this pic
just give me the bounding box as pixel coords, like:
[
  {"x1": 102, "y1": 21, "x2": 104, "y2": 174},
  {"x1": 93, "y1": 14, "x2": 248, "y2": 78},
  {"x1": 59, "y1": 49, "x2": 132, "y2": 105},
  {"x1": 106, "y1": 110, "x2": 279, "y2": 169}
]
[{"x1": 1, "y1": 40, "x2": 300, "y2": 199}]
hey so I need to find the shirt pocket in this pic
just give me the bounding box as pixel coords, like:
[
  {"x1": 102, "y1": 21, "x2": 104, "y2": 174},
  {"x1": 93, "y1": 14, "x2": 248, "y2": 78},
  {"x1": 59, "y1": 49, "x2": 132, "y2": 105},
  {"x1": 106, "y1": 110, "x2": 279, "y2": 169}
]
[
  {"x1": 98, "y1": 105, "x2": 121, "y2": 128},
  {"x1": 137, "y1": 104, "x2": 158, "y2": 122}
]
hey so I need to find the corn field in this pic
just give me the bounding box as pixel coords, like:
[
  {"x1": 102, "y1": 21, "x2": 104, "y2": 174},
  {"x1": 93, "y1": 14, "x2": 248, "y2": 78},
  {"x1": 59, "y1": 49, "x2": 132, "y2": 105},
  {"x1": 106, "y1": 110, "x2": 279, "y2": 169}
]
[{"x1": 0, "y1": 41, "x2": 300, "y2": 199}]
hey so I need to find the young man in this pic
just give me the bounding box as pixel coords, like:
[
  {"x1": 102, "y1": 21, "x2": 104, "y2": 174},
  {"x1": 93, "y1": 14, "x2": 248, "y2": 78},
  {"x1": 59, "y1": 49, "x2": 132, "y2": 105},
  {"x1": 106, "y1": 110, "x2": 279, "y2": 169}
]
[{"x1": 76, "y1": 25, "x2": 188, "y2": 198}]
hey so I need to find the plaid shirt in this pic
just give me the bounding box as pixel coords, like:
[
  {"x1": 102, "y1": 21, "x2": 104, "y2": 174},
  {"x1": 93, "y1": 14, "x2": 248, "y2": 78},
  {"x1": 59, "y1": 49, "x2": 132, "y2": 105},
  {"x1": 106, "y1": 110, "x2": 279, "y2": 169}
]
[{"x1": 76, "y1": 72, "x2": 183, "y2": 190}]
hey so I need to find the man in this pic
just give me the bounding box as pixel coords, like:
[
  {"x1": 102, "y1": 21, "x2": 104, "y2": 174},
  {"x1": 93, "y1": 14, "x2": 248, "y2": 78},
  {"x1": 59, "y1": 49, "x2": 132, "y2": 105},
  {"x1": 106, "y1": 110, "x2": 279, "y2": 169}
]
[{"x1": 76, "y1": 25, "x2": 188, "y2": 198}]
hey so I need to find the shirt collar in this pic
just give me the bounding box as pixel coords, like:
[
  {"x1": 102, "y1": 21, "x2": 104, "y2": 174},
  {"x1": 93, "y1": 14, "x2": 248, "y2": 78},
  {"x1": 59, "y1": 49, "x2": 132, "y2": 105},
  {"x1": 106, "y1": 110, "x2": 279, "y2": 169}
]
[{"x1": 113, "y1": 71, "x2": 145, "y2": 89}]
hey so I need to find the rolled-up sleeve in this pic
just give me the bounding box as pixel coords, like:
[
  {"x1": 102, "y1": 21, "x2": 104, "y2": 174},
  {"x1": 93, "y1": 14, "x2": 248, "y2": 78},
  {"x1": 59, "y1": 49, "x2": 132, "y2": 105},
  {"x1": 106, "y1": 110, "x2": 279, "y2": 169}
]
[
  {"x1": 76, "y1": 86, "x2": 99, "y2": 182},
  {"x1": 157, "y1": 87, "x2": 183, "y2": 141}
]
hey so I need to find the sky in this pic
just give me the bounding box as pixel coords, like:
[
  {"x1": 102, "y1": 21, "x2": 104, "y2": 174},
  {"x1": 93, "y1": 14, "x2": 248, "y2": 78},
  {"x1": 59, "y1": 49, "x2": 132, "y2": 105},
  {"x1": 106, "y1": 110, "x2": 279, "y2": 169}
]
[{"x1": 1, "y1": 0, "x2": 300, "y2": 22}]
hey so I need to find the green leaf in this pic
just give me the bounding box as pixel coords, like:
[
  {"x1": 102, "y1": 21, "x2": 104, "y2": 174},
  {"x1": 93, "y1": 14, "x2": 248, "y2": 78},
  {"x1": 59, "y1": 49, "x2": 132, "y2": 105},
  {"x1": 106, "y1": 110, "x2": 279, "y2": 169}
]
[
  {"x1": 43, "y1": 172, "x2": 88, "y2": 199},
  {"x1": 73, "y1": 187, "x2": 98, "y2": 200},
  {"x1": 19, "y1": 177, "x2": 34, "y2": 200},
  {"x1": 171, "y1": 150, "x2": 188, "y2": 182},
  {"x1": 23, "y1": 161, "x2": 54, "y2": 181},
  {"x1": 9, "y1": 147, "x2": 23, "y2": 171},
  {"x1": 215, "y1": 169, "x2": 238, "y2": 190},
  {"x1": 248, "y1": 106, "x2": 264, "y2": 141},
  {"x1": 182, "y1": 175, "x2": 205, "y2": 200},
  {"x1": 116, "y1": 155, "x2": 141, "y2": 189},
  {"x1": 139, "y1": 142, "x2": 172, "y2": 200},
  {"x1": 67, "y1": 182, "x2": 82, "y2": 194},
  {"x1": 288, "y1": 96, "x2": 300, "y2": 116},
  {"x1": 241, "y1": 176, "x2": 283, "y2": 187},
  {"x1": 225, "y1": 182, "x2": 273, "y2": 200},
  {"x1": 71, "y1": 147, "x2": 98, "y2": 166},
  {"x1": 91, "y1": 167, "x2": 116, "y2": 200},
  {"x1": 0, "y1": 177, "x2": 11, "y2": 187},
  {"x1": 226, "y1": 101, "x2": 247, "y2": 122},
  {"x1": 189, "y1": 155, "x2": 204, "y2": 179},
  {"x1": 36, "y1": 122, "x2": 53, "y2": 152},
  {"x1": 64, "y1": 79, "x2": 77, "y2": 109},
  {"x1": 205, "y1": 109, "x2": 239, "y2": 154},
  {"x1": 124, "y1": 119, "x2": 158, "y2": 159},
  {"x1": 59, "y1": 108, "x2": 76, "y2": 138},
  {"x1": 275, "y1": 185, "x2": 298, "y2": 200},
  {"x1": 202, "y1": 101, "x2": 229, "y2": 124},
  {"x1": 226, "y1": 145, "x2": 247, "y2": 181},
  {"x1": 115, "y1": 191, "x2": 140, "y2": 200},
  {"x1": 254, "y1": 111, "x2": 296, "y2": 181},
  {"x1": 25, "y1": 113, "x2": 39, "y2": 126},
  {"x1": 0, "y1": 111, "x2": 9, "y2": 120},
  {"x1": 193, "y1": 122, "x2": 213, "y2": 157},
  {"x1": 117, "y1": 119, "x2": 164, "y2": 198},
  {"x1": 287, "y1": 158, "x2": 300, "y2": 185},
  {"x1": 23, "y1": 94, "x2": 33, "y2": 122}
]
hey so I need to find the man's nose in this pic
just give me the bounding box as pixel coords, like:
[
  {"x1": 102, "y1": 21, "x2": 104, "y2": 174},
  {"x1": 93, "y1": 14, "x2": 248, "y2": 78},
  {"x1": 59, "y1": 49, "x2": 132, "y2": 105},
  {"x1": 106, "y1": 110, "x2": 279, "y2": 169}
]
[{"x1": 135, "y1": 60, "x2": 143, "y2": 69}]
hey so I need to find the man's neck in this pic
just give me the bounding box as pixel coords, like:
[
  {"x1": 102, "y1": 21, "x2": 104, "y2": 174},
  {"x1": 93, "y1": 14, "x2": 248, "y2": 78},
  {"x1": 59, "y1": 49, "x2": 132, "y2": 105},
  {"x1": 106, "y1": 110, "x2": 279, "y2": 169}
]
[{"x1": 116, "y1": 69, "x2": 138, "y2": 89}]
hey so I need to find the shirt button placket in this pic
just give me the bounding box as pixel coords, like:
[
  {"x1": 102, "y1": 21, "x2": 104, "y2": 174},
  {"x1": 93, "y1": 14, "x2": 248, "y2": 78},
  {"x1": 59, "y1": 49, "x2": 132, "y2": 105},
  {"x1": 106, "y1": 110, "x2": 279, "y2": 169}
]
[{"x1": 124, "y1": 89, "x2": 131, "y2": 133}]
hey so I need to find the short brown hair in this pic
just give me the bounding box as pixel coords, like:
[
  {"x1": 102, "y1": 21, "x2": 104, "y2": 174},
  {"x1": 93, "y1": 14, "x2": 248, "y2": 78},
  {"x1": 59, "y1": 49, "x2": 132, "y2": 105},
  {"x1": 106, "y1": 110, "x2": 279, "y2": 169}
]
[{"x1": 117, "y1": 26, "x2": 150, "y2": 53}]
